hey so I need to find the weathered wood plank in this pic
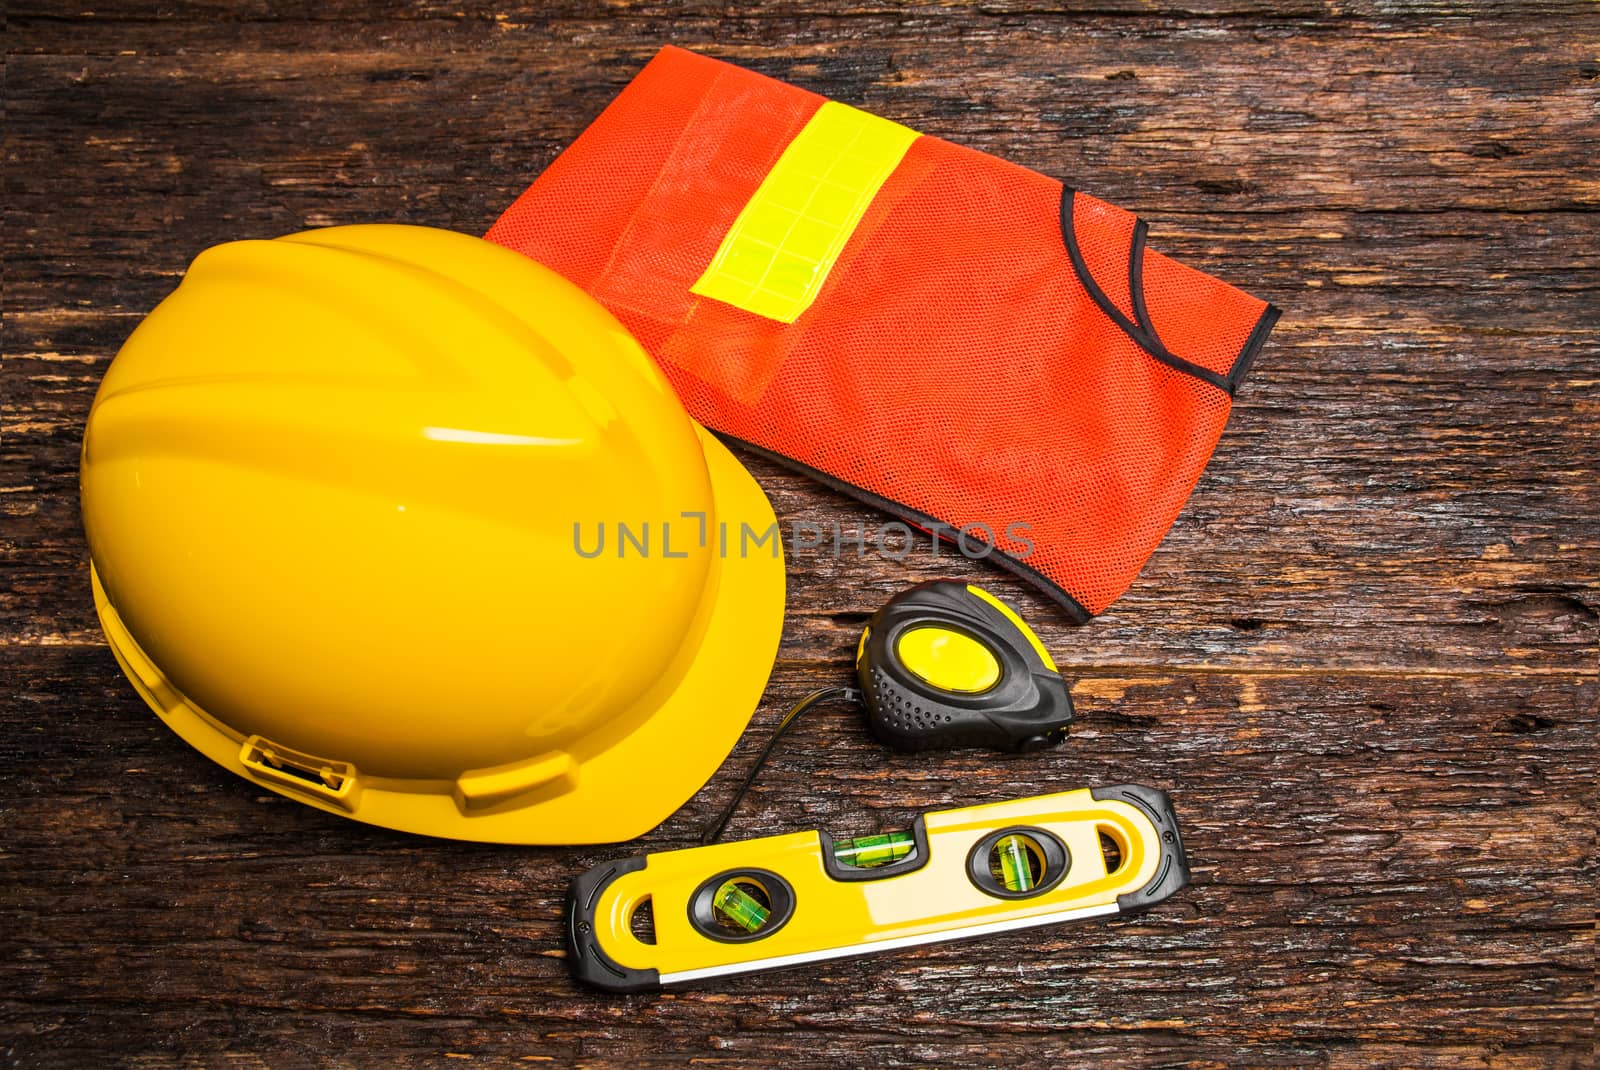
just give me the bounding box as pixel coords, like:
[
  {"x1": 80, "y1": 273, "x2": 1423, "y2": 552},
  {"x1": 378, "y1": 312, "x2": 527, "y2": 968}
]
[
  {"x1": 8, "y1": 0, "x2": 1599, "y2": 26},
  {"x1": 3, "y1": 20, "x2": 1598, "y2": 217},
  {"x1": 8, "y1": 210, "x2": 1600, "y2": 333},
  {"x1": 4, "y1": 649, "x2": 1593, "y2": 1065},
  {"x1": 2, "y1": 4, "x2": 1595, "y2": 1066},
  {"x1": 8, "y1": 326, "x2": 1595, "y2": 673}
]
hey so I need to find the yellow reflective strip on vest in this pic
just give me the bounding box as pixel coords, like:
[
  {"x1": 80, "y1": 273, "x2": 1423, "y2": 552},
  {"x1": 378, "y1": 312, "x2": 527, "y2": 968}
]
[{"x1": 690, "y1": 101, "x2": 919, "y2": 324}]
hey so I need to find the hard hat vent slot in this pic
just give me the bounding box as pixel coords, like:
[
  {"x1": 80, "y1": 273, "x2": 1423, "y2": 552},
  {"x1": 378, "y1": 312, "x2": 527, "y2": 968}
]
[{"x1": 239, "y1": 736, "x2": 361, "y2": 812}]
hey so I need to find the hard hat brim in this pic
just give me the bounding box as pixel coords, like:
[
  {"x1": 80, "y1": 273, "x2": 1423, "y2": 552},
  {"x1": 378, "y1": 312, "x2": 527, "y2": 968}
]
[{"x1": 91, "y1": 424, "x2": 786, "y2": 844}]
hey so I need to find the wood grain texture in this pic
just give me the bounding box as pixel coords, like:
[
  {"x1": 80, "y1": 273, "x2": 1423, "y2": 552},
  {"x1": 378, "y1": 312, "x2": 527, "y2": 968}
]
[{"x1": 3, "y1": 2, "x2": 1596, "y2": 1067}]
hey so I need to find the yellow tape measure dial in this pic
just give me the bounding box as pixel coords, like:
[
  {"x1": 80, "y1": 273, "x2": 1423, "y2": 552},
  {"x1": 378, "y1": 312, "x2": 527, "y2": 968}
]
[{"x1": 893, "y1": 626, "x2": 1001, "y2": 694}]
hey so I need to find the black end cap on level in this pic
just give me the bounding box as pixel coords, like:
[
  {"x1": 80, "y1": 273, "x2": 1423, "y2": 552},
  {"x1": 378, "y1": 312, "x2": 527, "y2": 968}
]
[
  {"x1": 1090, "y1": 784, "x2": 1192, "y2": 912},
  {"x1": 565, "y1": 854, "x2": 661, "y2": 994}
]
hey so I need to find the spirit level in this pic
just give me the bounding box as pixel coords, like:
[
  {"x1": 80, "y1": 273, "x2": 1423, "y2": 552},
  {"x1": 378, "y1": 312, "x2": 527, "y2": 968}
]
[{"x1": 567, "y1": 785, "x2": 1189, "y2": 991}]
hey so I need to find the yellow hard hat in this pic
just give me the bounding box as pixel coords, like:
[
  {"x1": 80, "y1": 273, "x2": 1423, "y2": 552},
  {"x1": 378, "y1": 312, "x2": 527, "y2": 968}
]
[{"x1": 80, "y1": 224, "x2": 786, "y2": 844}]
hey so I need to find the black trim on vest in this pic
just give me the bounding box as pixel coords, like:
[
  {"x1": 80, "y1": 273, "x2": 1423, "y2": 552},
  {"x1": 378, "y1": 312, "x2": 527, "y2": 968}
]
[
  {"x1": 714, "y1": 433, "x2": 1095, "y2": 625},
  {"x1": 1129, "y1": 219, "x2": 1157, "y2": 340},
  {"x1": 1226, "y1": 302, "x2": 1281, "y2": 391},
  {"x1": 1059, "y1": 186, "x2": 1236, "y2": 396}
]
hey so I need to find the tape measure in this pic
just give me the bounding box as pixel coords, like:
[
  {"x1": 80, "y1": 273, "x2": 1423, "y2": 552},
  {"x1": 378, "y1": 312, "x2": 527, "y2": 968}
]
[
  {"x1": 568, "y1": 784, "x2": 1189, "y2": 992},
  {"x1": 857, "y1": 581, "x2": 1074, "y2": 752},
  {"x1": 699, "y1": 580, "x2": 1075, "y2": 844}
]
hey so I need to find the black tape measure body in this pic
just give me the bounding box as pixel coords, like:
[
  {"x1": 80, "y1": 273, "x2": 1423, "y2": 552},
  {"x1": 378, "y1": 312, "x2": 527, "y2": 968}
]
[{"x1": 856, "y1": 581, "x2": 1073, "y2": 752}]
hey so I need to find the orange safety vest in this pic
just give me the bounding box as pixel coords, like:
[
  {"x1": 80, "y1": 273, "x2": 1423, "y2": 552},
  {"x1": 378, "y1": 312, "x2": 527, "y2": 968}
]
[{"x1": 489, "y1": 46, "x2": 1279, "y2": 621}]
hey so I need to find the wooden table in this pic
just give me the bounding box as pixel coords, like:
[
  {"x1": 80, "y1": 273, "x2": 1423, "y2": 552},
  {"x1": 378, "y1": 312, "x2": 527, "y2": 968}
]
[{"x1": 5, "y1": 3, "x2": 1596, "y2": 1066}]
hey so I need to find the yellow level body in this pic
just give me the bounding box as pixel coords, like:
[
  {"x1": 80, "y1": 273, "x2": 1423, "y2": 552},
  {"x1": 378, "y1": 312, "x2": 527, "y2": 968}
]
[{"x1": 567, "y1": 785, "x2": 1189, "y2": 990}]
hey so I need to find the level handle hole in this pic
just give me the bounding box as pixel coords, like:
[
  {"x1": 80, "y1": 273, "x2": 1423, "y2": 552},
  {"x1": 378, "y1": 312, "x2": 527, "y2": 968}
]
[
  {"x1": 1098, "y1": 827, "x2": 1127, "y2": 876},
  {"x1": 628, "y1": 896, "x2": 656, "y2": 945}
]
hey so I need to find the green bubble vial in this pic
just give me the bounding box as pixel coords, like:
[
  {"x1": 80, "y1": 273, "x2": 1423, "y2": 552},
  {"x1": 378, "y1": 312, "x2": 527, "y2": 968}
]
[
  {"x1": 712, "y1": 881, "x2": 771, "y2": 933},
  {"x1": 832, "y1": 831, "x2": 915, "y2": 869},
  {"x1": 997, "y1": 834, "x2": 1036, "y2": 892}
]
